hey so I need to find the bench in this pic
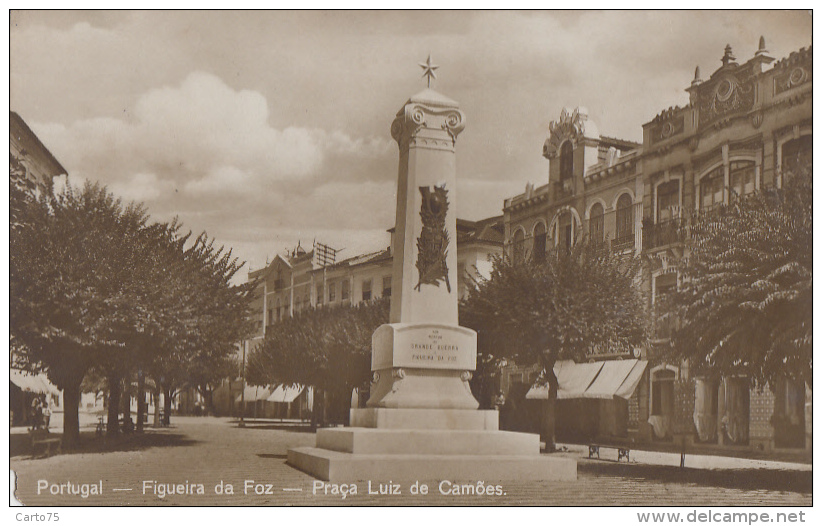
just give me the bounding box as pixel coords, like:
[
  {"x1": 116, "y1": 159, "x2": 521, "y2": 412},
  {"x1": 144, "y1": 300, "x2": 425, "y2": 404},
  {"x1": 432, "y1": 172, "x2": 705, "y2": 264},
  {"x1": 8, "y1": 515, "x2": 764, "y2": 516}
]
[
  {"x1": 29, "y1": 429, "x2": 61, "y2": 458},
  {"x1": 588, "y1": 443, "x2": 631, "y2": 462}
]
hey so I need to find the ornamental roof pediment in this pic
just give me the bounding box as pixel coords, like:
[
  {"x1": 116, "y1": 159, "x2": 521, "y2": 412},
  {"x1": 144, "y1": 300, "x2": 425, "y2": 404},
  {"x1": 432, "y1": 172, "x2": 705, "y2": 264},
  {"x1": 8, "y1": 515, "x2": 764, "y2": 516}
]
[{"x1": 543, "y1": 107, "x2": 598, "y2": 159}]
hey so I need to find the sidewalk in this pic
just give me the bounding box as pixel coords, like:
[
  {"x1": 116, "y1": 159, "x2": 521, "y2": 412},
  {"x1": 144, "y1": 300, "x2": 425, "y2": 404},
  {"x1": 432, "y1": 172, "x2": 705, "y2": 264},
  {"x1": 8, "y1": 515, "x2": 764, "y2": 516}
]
[{"x1": 557, "y1": 443, "x2": 812, "y2": 472}]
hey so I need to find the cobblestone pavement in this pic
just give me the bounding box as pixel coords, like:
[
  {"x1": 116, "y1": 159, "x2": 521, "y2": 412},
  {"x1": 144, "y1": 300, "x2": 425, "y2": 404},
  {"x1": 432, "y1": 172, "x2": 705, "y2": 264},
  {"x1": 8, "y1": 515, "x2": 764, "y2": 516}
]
[{"x1": 10, "y1": 416, "x2": 812, "y2": 506}]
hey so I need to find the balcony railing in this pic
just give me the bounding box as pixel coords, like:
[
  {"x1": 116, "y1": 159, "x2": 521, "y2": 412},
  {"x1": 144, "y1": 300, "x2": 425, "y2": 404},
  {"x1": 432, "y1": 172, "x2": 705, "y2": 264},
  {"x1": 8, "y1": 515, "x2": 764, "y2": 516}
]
[
  {"x1": 612, "y1": 234, "x2": 635, "y2": 251},
  {"x1": 643, "y1": 218, "x2": 688, "y2": 250}
]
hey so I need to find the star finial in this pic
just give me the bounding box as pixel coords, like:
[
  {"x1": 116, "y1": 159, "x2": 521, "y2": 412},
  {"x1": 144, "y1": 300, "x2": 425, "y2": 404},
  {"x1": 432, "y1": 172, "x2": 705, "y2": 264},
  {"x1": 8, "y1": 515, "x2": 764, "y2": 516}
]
[{"x1": 418, "y1": 54, "x2": 439, "y2": 88}]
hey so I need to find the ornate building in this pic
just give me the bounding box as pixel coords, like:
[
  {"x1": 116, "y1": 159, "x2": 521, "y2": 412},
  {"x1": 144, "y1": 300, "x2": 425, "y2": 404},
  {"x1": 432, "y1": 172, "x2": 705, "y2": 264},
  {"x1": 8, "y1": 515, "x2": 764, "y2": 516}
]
[{"x1": 503, "y1": 40, "x2": 811, "y2": 453}]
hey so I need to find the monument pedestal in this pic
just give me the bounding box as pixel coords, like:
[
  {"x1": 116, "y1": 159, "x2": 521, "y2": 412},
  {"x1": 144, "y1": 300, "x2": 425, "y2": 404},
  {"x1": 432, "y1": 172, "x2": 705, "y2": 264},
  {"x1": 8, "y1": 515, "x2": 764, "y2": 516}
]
[{"x1": 288, "y1": 409, "x2": 577, "y2": 481}]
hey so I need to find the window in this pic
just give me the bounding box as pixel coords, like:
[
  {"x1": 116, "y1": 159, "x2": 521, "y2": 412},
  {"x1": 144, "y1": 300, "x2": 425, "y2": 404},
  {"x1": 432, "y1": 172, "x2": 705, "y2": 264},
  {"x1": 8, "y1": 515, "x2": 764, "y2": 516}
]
[
  {"x1": 781, "y1": 135, "x2": 812, "y2": 176},
  {"x1": 615, "y1": 194, "x2": 634, "y2": 249},
  {"x1": 651, "y1": 369, "x2": 675, "y2": 417},
  {"x1": 533, "y1": 222, "x2": 546, "y2": 262},
  {"x1": 653, "y1": 272, "x2": 678, "y2": 339},
  {"x1": 588, "y1": 203, "x2": 604, "y2": 246},
  {"x1": 512, "y1": 229, "x2": 525, "y2": 265},
  {"x1": 362, "y1": 279, "x2": 372, "y2": 301},
  {"x1": 657, "y1": 180, "x2": 680, "y2": 222},
  {"x1": 558, "y1": 212, "x2": 573, "y2": 250},
  {"x1": 559, "y1": 141, "x2": 574, "y2": 182},
  {"x1": 700, "y1": 167, "x2": 724, "y2": 211},
  {"x1": 729, "y1": 161, "x2": 755, "y2": 201},
  {"x1": 328, "y1": 282, "x2": 336, "y2": 302},
  {"x1": 341, "y1": 279, "x2": 350, "y2": 301},
  {"x1": 304, "y1": 294, "x2": 310, "y2": 309},
  {"x1": 382, "y1": 276, "x2": 392, "y2": 297},
  {"x1": 316, "y1": 283, "x2": 323, "y2": 305},
  {"x1": 276, "y1": 298, "x2": 281, "y2": 320}
]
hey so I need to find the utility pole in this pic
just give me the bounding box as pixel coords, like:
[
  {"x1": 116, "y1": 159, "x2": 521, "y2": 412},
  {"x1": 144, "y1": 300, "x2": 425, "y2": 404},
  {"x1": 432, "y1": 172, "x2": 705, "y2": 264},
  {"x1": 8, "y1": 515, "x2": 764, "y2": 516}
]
[{"x1": 239, "y1": 340, "x2": 247, "y2": 428}]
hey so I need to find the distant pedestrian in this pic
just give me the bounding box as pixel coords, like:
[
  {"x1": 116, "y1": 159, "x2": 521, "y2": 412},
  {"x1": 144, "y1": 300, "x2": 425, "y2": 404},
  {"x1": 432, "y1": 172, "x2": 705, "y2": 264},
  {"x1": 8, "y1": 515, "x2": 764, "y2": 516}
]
[
  {"x1": 42, "y1": 397, "x2": 52, "y2": 431},
  {"x1": 494, "y1": 391, "x2": 506, "y2": 411},
  {"x1": 30, "y1": 398, "x2": 43, "y2": 430}
]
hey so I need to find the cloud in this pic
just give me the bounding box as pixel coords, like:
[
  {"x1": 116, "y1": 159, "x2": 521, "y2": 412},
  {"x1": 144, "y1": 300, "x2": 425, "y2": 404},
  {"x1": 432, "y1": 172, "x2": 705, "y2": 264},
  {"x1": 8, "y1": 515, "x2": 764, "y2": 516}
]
[
  {"x1": 28, "y1": 71, "x2": 399, "y2": 269},
  {"x1": 32, "y1": 71, "x2": 396, "y2": 193}
]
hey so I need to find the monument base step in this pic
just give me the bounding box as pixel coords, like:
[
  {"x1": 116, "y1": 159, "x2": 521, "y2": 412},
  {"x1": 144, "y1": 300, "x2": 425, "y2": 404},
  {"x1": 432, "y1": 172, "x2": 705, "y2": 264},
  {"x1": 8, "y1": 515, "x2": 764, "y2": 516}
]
[
  {"x1": 317, "y1": 427, "x2": 539, "y2": 455},
  {"x1": 288, "y1": 447, "x2": 577, "y2": 481}
]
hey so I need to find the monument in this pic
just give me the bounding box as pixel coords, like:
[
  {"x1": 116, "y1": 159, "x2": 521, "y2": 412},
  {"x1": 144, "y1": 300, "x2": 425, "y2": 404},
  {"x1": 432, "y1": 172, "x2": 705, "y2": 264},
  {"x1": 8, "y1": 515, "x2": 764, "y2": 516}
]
[{"x1": 288, "y1": 57, "x2": 577, "y2": 481}]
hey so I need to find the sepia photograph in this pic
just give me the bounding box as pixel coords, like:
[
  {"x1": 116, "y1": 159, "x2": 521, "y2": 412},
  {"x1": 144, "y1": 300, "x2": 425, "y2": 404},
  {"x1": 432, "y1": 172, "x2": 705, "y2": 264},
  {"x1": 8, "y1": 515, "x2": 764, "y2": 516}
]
[{"x1": 8, "y1": 9, "x2": 813, "y2": 514}]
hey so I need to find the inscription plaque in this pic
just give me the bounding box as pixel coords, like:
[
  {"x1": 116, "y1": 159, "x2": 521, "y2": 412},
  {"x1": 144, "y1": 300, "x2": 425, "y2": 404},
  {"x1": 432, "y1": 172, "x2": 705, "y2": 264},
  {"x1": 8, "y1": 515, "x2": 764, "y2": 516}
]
[{"x1": 371, "y1": 323, "x2": 477, "y2": 371}]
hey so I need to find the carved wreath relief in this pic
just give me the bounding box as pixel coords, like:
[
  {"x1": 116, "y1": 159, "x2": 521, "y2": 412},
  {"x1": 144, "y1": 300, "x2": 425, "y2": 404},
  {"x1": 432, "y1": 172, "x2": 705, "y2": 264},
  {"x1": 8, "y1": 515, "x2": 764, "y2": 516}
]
[{"x1": 415, "y1": 184, "x2": 451, "y2": 293}]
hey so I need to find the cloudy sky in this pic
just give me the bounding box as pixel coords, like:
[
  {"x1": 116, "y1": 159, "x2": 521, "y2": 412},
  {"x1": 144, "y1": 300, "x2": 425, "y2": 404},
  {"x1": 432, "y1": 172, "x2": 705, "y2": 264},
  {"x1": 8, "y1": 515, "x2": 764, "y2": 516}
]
[{"x1": 10, "y1": 10, "x2": 812, "y2": 275}]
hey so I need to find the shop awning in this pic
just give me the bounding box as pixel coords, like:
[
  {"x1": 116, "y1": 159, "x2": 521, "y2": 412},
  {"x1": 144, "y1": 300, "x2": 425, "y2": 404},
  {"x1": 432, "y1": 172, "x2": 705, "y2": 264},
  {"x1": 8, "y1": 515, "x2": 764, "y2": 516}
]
[
  {"x1": 9, "y1": 370, "x2": 60, "y2": 395},
  {"x1": 526, "y1": 360, "x2": 603, "y2": 400},
  {"x1": 525, "y1": 359, "x2": 647, "y2": 400},
  {"x1": 586, "y1": 359, "x2": 647, "y2": 399},
  {"x1": 266, "y1": 385, "x2": 303, "y2": 403},
  {"x1": 235, "y1": 386, "x2": 271, "y2": 403}
]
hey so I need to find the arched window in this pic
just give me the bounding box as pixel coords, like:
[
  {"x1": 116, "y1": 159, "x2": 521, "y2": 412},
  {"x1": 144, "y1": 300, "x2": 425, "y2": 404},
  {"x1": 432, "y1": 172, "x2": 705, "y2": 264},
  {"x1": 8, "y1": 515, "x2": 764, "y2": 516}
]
[
  {"x1": 556, "y1": 212, "x2": 574, "y2": 250},
  {"x1": 512, "y1": 229, "x2": 525, "y2": 265},
  {"x1": 533, "y1": 222, "x2": 546, "y2": 262},
  {"x1": 559, "y1": 141, "x2": 574, "y2": 182},
  {"x1": 588, "y1": 203, "x2": 604, "y2": 246},
  {"x1": 614, "y1": 194, "x2": 634, "y2": 250}
]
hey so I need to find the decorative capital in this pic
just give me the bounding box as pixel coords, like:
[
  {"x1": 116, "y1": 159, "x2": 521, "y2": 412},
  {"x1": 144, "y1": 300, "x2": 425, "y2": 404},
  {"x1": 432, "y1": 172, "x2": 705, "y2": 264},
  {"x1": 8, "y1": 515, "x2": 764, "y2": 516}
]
[{"x1": 391, "y1": 102, "x2": 466, "y2": 151}]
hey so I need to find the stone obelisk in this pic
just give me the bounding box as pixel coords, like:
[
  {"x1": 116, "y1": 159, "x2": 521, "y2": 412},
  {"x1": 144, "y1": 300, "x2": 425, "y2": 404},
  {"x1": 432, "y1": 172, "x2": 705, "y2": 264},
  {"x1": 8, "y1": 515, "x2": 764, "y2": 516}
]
[{"x1": 288, "y1": 59, "x2": 576, "y2": 481}]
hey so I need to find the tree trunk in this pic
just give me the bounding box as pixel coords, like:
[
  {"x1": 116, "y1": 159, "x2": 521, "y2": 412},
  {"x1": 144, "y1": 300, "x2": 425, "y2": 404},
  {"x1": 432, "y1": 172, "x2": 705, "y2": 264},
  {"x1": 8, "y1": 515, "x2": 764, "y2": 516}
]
[
  {"x1": 61, "y1": 379, "x2": 82, "y2": 448},
  {"x1": 152, "y1": 389, "x2": 161, "y2": 427},
  {"x1": 107, "y1": 373, "x2": 121, "y2": 439},
  {"x1": 122, "y1": 374, "x2": 132, "y2": 426},
  {"x1": 540, "y1": 354, "x2": 559, "y2": 451},
  {"x1": 163, "y1": 387, "x2": 173, "y2": 426},
  {"x1": 136, "y1": 371, "x2": 145, "y2": 433},
  {"x1": 203, "y1": 387, "x2": 215, "y2": 416}
]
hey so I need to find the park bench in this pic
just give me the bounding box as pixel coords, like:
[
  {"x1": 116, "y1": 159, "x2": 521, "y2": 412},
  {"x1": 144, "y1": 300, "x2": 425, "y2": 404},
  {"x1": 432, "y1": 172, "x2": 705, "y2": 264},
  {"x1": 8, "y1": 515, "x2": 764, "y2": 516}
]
[
  {"x1": 588, "y1": 443, "x2": 631, "y2": 462},
  {"x1": 29, "y1": 429, "x2": 61, "y2": 458}
]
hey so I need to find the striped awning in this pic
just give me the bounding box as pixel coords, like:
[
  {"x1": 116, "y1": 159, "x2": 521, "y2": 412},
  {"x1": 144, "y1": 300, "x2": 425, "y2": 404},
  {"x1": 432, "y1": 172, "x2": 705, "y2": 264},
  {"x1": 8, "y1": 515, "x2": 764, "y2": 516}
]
[
  {"x1": 235, "y1": 385, "x2": 271, "y2": 403},
  {"x1": 10, "y1": 370, "x2": 60, "y2": 395},
  {"x1": 266, "y1": 385, "x2": 303, "y2": 403}
]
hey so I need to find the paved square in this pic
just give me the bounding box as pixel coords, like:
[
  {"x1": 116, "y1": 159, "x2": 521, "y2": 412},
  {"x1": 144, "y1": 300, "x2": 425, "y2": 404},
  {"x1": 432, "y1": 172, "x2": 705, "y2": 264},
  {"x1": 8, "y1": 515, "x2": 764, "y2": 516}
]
[{"x1": 10, "y1": 416, "x2": 811, "y2": 506}]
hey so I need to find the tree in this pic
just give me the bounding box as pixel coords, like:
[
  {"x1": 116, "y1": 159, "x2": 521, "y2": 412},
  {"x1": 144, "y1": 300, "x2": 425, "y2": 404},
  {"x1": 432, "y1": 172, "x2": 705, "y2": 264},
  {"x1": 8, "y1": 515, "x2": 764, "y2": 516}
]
[
  {"x1": 460, "y1": 242, "x2": 648, "y2": 448},
  {"x1": 11, "y1": 176, "x2": 257, "y2": 443},
  {"x1": 10, "y1": 181, "x2": 155, "y2": 446},
  {"x1": 247, "y1": 297, "x2": 388, "y2": 424},
  {"x1": 663, "y1": 159, "x2": 812, "y2": 387}
]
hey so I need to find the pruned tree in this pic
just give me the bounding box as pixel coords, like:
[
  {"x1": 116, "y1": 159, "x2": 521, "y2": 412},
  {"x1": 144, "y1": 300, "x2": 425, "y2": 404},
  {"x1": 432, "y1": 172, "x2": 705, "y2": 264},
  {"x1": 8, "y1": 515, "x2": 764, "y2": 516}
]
[
  {"x1": 10, "y1": 181, "x2": 155, "y2": 446},
  {"x1": 247, "y1": 297, "x2": 388, "y2": 424},
  {"x1": 663, "y1": 159, "x2": 812, "y2": 387},
  {"x1": 11, "y1": 176, "x2": 256, "y2": 444},
  {"x1": 460, "y1": 242, "x2": 648, "y2": 448}
]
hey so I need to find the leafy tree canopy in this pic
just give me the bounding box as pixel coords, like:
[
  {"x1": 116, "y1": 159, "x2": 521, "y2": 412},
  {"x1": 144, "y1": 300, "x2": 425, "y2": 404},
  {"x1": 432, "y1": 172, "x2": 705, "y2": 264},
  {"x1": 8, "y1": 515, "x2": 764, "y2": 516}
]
[
  {"x1": 664, "y1": 160, "x2": 812, "y2": 386},
  {"x1": 461, "y1": 243, "x2": 648, "y2": 386}
]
